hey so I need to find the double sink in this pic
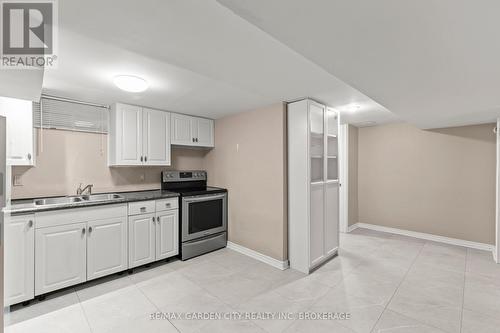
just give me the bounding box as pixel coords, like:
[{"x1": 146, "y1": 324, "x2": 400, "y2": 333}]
[{"x1": 34, "y1": 193, "x2": 124, "y2": 207}]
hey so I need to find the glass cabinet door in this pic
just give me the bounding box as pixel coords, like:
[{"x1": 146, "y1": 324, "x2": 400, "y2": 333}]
[
  {"x1": 326, "y1": 109, "x2": 338, "y2": 181},
  {"x1": 309, "y1": 102, "x2": 325, "y2": 183}
]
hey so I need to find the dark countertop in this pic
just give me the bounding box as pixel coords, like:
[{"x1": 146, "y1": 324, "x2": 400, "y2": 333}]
[{"x1": 3, "y1": 189, "x2": 180, "y2": 215}]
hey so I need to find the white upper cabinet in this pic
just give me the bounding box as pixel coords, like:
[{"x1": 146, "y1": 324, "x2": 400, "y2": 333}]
[
  {"x1": 171, "y1": 113, "x2": 214, "y2": 148},
  {"x1": 0, "y1": 97, "x2": 35, "y2": 166},
  {"x1": 108, "y1": 103, "x2": 171, "y2": 166},
  {"x1": 171, "y1": 113, "x2": 193, "y2": 146},
  {"x1": 143, "y1": 108, "x2": 171, "y2": 165},
  {"x1": 193, "y1": 117, "x2": 214, "y2": 147}
]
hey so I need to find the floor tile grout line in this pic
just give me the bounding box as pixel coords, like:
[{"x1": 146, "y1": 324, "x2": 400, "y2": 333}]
[
  {"x1": 368, "y1": 240, "x2": 426, "y2": 333},
  {"x1": 459, "y1": 250, "x2": 468, "y2": 333},
  {"x1": 74, "y1": 287, "x2": 95, "y2": 333},
  {"x1": 376, "y1": 239, "x2": 465, "y2": 333},
  {"x1": 134, "y1": 277, "x2": 182, "y2": 333}
]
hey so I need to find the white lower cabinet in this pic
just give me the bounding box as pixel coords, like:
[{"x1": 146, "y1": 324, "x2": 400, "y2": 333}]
[
  {"x1": 128, "y1": 199, "x2": 179, "y2": 268},
  {"x1": 6, "y1": 200, "x2": 178, "y2": 304},
  {"x1": 325, "y1": 182, "x2": 339, "y2": 256},
  {"x1": 156, "y1": 210, "x2": 179, "y2": 260},
  {"x1": 309, "y1": 183, "x2": 325, "y2": 267},
  {"x1": 35, "y1": 223, "x2": 87, "y2": 296},
  {"x1": 5, "y1": 214, "x2": 35, "y2": 306},
  {"x1": 87, "y1": 217, "x2": 128, "y2": 280},
  {"x1": 128, "y1": 213, "x2": 156, "y2": 268}
]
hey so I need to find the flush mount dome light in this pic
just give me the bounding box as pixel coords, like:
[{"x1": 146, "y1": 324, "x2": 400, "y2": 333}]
[{"x1": 113, "y1": 75, "x2": 149, "y2": 93}]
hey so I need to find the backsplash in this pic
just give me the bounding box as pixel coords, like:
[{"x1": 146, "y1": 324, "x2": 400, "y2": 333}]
[{"x1": 11, "y1": 129, "x2": 208, "y2": 199}]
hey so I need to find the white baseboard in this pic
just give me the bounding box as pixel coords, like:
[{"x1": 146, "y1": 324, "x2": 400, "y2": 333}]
[
  {"x1": 347, "y1": 224, "x2": 358, "y2": 233},
  {"x1": 349, "y1": 222, "x2": 495, "y2": 253},
  {"x1": 226, "y1": 241, "x2": 289, "y2": 270}
]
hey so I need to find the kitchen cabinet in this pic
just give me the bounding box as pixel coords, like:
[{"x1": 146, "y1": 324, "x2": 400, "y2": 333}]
[
  {"x1": 171, "y1": 113, "x2": 214, "y2": 147},
  {"x1": 128, "y1": 213, "x2": 156, "y2": 268},
  {"x1": 128, "y1": 198, "x2": 179, "y2": 268},
  {"x1": 4, "y1": 214, "x2": 34, "y2": 306},
  {"x1": 35, "y1": 223, "x2": 87, "y2": 295},
  {"x1": 33, "y1": 204, "x2": 128, "y2": 297},
  {"x1": 108, "y1": 103, "x2": 170, "y2": 166},
  {"x1": 0, "y1": 97, "x2": 35, "y2": 166},
  {"x1": 87, "y1": 217, "x2": 128, "y2": 280},
  {"x1": 156, "y1": 210, "x2": 179, "y2": 260},
  {"x1": 288, "y1": 99, "x2": 340, "y2": 274}
]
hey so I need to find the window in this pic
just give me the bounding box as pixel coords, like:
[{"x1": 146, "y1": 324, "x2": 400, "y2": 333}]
[{"x1": 33, "y1": 98, "x2": 108, "y2": 133}]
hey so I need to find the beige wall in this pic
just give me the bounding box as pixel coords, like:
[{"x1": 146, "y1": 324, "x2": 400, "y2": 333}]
[
  {"x1": 348, "y1": 125, "x2": 359, "y2": 226},
  {"x1": 203, "y1": 103, "x2": 287, "y2": 261},
  {"x1": 358, "y1": 122, "x2": 496, "y2": 244},
  {"x1": 12, "y1": 129, "x2": 207, "y2": 199}
]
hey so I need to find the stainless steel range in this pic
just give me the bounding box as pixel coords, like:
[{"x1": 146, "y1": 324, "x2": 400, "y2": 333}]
[{"x1": 161, "y1": 170, "x2": 227, "y2": 260}]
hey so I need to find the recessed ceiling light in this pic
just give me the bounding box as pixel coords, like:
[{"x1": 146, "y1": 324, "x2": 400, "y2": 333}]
[
  {"x1": 113, "y1": 75, "x2": 149, "y2": 93},
  {"x1": 341, "y1": 104, "x2": 361, "y2": 112}
]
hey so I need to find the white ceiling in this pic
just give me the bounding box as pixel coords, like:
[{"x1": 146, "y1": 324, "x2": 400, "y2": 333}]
[
  {"x1": 41, "y1": 0, "x2": 399, "y2": 124},
  {"x1": 0, "y1": 69, "x2": 44, "y2": 101},
  {"x1": 217, "y1": 0, "x2": 500, "y2": 129}
]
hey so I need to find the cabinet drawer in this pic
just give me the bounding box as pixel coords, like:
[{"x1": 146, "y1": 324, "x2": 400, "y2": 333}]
[
  {"x1": 156, "y1": 198, "x2": 178, "y2": 212},
  {"x1": 128, "y1": 200, "x2": 156, "y2": 216}
]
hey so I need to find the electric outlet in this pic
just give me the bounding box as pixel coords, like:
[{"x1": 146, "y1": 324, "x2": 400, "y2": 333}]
[
  {"x1": 139, "y1": 173, "x2": 145, "y2": 182},
  {"x1": 13, "y1": 175, "x2": 22, "y2": 186}
]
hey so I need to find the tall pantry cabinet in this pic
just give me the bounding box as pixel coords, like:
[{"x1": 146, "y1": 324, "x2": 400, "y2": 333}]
[{"x1": 288, "y1": 99, "x2": 339, "y2": 274}]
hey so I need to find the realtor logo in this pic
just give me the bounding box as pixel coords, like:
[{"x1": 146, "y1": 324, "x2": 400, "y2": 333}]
[{"x1": 1, "y1": 0, "x2": 58, "y2": 68}]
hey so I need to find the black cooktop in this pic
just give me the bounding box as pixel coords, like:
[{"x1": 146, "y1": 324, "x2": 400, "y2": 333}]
[{"x1": 169, "y1": 186, "x2": 227, "y2": 197}]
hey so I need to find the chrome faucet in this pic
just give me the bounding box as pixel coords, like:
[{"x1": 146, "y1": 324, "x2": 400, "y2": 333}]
[{"x1": 76, "y1": 183, "x2": 93, "y2": 195}]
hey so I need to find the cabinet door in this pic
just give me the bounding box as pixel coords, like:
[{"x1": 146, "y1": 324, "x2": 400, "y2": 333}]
[
  {"x1": 310, "y1": 183, "x2": 325, "y2": 267},
  {"x1": 325, "y1": 182, "x2": 339, "y2": 256},
  {"x1": 35, "y1": 223, "x2": 87, "y2": 295},
  {"x1": 117, "y1": 103, "x2": 143, "y2": 165},
  {"x1": 171, "y1": 113, "x2": 193, "y2": 145},
  {"x1": 326, "y1": 108, "x2": 339, "y2": 181},
  {"x1": 5, "y1": 215, "x2": 34, "y2": 306},
  {"x1": 0, "y1": 97, "x2": 34, "y2": 166},
  {"x1": 87, "y1": 217, "x2": 127, "y2": 281},
  {"x1": 156, "y1": 210, "x2": 179, "y2": 260},
  {"x1": 128, "y1": 213, "x2": 156, "y2": 268},
  {"x1": 193, "y1": 118, "x2": 214, "y2": 147},
  {"x1": 142, "y1": 108, "x2": 170, "y2": 166}
]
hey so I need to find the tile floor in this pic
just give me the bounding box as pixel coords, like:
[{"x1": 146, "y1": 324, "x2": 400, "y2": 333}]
[{"x1": 5, "y1": 228, "x2": 500, "y2": 333}]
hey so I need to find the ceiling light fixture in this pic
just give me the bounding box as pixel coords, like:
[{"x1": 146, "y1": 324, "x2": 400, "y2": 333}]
[
  {"x1": 341, "y1": 104, "x2": 361, "y2": 112},
  {"x1": 113, "y1": 75, "x2": 149, "y2": 93}
]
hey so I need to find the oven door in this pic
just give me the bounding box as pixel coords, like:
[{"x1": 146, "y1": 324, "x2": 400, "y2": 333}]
[{"x1": 181, "y1": 193, "x2": 227, "y2": 242}]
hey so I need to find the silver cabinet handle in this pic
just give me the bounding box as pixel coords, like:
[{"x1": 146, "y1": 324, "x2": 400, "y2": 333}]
[
  {"x1": 27, "y1": 153, "x2": 32, "y2": 160},
  {"x1": 28, "y1": 220, "x2": 33, "y2": 228},
  {"x1": 144, "y1": 156, "x2": 147, "y2": 162},
  {"x1": 165, "y1": 203, "x2": 171, "y2": 208},
  {"x1": 140, "y1": 207, "x2": 146, "y2": 212},
  {"x1": 140, "y1": 156, "x2": 144, "y2": 162},
  {"x1": 192, "y1": 138, "x2": 195, "y2": 142},
  {"x1": 82, "y1": 228, "x2": 86, "y2": 235},
  {"x1": 152, "y1": 217, "x2": 155, "y2": 222},
  {"x1": 88, "y1": 226, "x2": 93, "y2": 233}
]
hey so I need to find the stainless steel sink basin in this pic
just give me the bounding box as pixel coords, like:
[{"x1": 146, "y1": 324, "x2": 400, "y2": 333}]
[
  {"x1": 34, "y1": 196, "x2": 85, "y2": 206},
  {"x1": 34, "y1": 193, "x2": 124, "y2": 206},
  {"x1": 81, "y1": 193, "x2": 124, "y2": 202}
]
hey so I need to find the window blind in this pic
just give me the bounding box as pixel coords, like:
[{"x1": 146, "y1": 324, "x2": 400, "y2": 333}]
[{"x1": 33, "y1": 98, "x2": 109, "y2": 133}]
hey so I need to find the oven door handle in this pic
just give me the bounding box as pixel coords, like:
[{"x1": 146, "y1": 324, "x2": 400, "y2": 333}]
[{"x1": 182, "y1": 193, "x2": 227, "y2": 203}]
